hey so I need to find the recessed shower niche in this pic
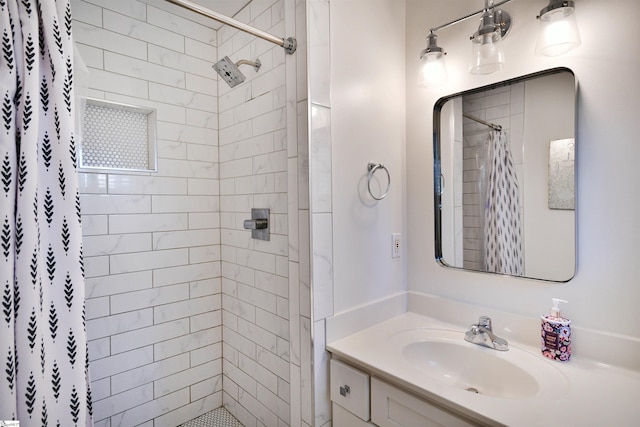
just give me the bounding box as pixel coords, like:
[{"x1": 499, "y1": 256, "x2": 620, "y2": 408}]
[{"x1": 79, "y1": 98, "x2": 157, "y2": 173}]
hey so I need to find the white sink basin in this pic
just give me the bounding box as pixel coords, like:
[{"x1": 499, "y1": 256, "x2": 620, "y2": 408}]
[{"x1": 388, "y1": 329, "x2": 569, "y2": 399}]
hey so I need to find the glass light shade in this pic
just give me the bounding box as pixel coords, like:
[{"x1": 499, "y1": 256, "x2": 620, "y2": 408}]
[
  {"x1": 536, "y1": 6, "x2": 581, "y2": 56},
  {"x1": 419, "y1": 52, "x2": 447, "y2": 87},
  {"x1": 469, "y1": 31, "x2": 505, "y2": 75}
]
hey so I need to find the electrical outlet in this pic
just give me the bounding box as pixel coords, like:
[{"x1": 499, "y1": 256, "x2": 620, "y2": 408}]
[{"x1": 392, "y1": 233, "x2": 400, "y2": 258}]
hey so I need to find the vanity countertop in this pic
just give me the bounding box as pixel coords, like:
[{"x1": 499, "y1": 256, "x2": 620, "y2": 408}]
[{"x1": 326, "y1": 312, "x2": 640, "y2": 427}]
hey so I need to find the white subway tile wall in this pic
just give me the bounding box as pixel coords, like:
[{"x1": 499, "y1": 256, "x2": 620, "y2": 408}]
[
  {"x1": 74, "y1": 0, "x2": 312, "y2": 425},
  {"x1": 74, "y1": 0, "x2": 222, "y2": 425},
  {"x1": 217, "y1": 0, "x2": 297, "y2": 423}
]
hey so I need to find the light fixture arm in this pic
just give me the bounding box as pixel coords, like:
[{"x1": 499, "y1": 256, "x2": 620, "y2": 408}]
[{"x1": 429, "y1": 0, "x2": 514, "y2": 33}]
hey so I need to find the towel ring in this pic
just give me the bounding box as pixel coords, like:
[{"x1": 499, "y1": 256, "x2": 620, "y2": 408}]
[{"x1": 367, "y1": 162, "x2": 390, "y2": 200}]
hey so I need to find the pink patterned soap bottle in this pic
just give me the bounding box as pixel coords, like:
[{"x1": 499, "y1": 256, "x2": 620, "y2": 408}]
[{"x1": 541, "y1": 298, "x2": 571, "y2": 362}]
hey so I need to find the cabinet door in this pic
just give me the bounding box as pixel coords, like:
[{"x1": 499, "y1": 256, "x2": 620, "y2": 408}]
[{"x1": 371, "y1": 378, "x2": 479, "y2": 427}]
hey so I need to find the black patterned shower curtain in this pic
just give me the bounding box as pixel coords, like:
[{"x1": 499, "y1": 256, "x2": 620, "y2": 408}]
[
  {"x1": 484, "y1": 130, "x2": 524, "y2": 276},
  {"x1": 0, "y1": 0, "x2": 92, "y2": 425}
]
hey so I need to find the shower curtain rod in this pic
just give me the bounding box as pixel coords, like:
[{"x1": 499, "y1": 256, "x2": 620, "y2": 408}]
[
  {"x1": 166, "y1": 0, "x2": 297, "y2": 54},
  {"x1": 463, "y1": 113, "x2": 502, "y2": 131}
]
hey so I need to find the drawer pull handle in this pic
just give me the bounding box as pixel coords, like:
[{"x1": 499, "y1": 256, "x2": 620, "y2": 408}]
[{"x1": 339, "y1": 385, "x2": 351, "y2": 397}]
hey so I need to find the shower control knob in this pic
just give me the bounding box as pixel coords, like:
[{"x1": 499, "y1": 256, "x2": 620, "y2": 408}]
[
  {"x1": 243, "y1": 218, "x2": 268, "y2": 230},
  {"x1": 244, "y1": 208, "x2": 270, "y2": 241}
]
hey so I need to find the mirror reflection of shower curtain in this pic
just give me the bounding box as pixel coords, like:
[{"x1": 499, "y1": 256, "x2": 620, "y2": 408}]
[{"x1": 484, "y1": 130, "x2": 524, "y2": 275}]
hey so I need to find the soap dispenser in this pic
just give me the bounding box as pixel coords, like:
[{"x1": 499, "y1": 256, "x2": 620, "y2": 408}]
[{"x1": 541, "y1": 298, "x2": 571, "y2": 361}]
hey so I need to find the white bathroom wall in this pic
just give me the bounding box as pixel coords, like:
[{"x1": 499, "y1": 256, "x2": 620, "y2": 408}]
[
  {"x1": 330, "y1": 0, "x2": 406, "y2": 316},
  {"x1": 72, "y1": 0, "x2": 223, "y2": 425},
  {"x1": 406, "y1": 0, "x2": 640, "y2": 338}
]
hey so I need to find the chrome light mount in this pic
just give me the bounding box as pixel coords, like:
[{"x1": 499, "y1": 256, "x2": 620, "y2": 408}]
[{"x1": 471, "y1": 8, "x2": 512, "y2": 41}]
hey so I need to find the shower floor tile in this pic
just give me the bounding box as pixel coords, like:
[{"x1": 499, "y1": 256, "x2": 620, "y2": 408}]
[{"x1": 180, "y1": 407, "x2": 243, "y2": 427}]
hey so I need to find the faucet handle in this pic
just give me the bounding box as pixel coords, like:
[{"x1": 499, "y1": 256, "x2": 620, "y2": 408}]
[{"x1": 478, "y1": 316, "x2": 492, "y2": 330}]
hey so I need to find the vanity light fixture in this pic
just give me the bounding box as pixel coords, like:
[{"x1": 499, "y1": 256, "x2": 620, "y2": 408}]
[
  {"x1": 535, "y1": 0, "x2": 581, "y2": 56},
  {"x1": 419, "y1": 32, "x2": 448, "y2": 87},
  {"x1": 419, "y1": 0, "x2": 580, "y2": 86},
  {"x1": 419, "y1": 0, "x2": 513, "y2": 85}
]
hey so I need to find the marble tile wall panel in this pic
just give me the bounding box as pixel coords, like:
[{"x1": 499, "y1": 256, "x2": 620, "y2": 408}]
[
  {"x1": 73, "y1": 0, "x2": 222, "y2": 425},
  {"x1": 308, "y1": 0, "x2": 330, "y2": 107},
  {"x1": 102, "y1": 9, "x2": 184, "y2": 52},
  {"x1": 74, "y1": 21, "x2": 148, "y2": 60},
  {"x1": 310, "y1": 104, "x2": 332, "y2": 213},
  {"x1": 82, "y1": 0, "x2": 147, "y2": 20},
  {"x1": 306, "y1": 0, "x2": 332, "y2": 423},
  {"x1": 145, "y1": 4, "x2": 219, "y2": 42}
]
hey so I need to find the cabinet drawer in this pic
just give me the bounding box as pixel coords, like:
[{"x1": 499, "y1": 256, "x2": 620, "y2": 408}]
[
  {"x1": 371, "y1": 377, "x2": 479, "y2": 427},
  {"x1": 330, "y1": 359, "x2": 371, "y2": 421},
  {"x1": 333, "y1": 402, "x2": 376, "y2": 426}
]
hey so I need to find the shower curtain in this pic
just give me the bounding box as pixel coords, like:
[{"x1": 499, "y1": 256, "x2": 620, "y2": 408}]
[
  {"x1": 484, "y1": 130, "x2": 524, "y2": 275},
  {"x1": 0, "y1": 1, "x2": 92, "y2": 425}
]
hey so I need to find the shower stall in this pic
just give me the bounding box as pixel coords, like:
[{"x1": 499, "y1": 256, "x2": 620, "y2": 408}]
[{"x1": 73, "y1": 0, "x2": 315, "y2": 425}]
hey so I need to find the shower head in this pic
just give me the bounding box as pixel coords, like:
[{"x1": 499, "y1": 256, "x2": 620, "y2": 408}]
[
  {"x1": 213, "y1": 56, "x2": 245, "y2": 87},
  {"x1": 213, "y1": 56, "x2": 261, "y2": 88}
]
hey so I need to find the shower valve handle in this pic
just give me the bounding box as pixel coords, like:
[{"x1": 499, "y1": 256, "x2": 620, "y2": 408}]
[{"x1": 243, "y1": 218, "x2": 268, "y2": 230}]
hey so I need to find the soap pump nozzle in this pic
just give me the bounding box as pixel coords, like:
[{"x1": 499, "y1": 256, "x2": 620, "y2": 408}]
[{"x1": 550, "y1": 298, "x2": 568, "y2": 317}]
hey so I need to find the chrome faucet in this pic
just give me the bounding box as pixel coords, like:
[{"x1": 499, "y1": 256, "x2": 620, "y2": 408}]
[{"x1": 464, "y1": 316, "x2": 509, "y2": 351}]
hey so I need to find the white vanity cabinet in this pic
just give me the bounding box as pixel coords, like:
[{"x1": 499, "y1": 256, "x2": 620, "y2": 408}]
[
  {"x1": 330, "y1": 358, "x2": 482, "y2": 427},
  {"x1": 370, "y1": 378, "x2": 479, "y2": 427},
  {"x1": 327, "y1": 311, "x2": 640, "y2": 426}
]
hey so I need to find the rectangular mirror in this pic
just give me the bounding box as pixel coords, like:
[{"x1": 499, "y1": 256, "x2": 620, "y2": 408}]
[{"x1": 434, "y1": 68, "x2": 576, "y2": 282}]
